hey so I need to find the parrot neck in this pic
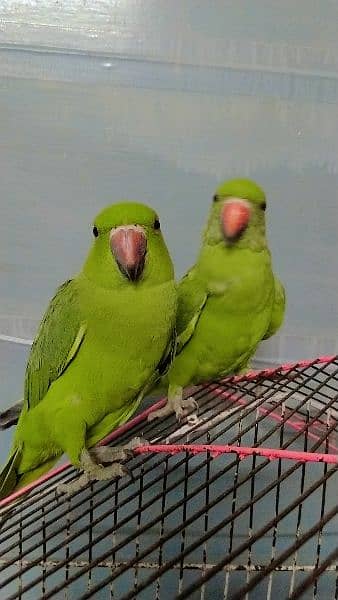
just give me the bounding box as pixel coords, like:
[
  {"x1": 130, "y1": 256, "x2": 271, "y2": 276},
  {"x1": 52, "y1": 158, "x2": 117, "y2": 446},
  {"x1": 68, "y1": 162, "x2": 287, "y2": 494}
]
[
  {"x1": 196, "y1": 242, "x2": 273, "y2": 290},
  {"x1": 201, "y1": 227, "x2": 268, "y2": 254},
  {"x1": 197, "y1": 220, "x2": 271, "y2": 279}
]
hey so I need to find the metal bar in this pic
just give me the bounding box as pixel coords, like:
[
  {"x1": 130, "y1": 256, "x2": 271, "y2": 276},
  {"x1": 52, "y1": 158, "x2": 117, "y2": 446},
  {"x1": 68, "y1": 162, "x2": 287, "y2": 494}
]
[
  {"x1": 177, "y1": 498, "x2": 338, "y2": 600},
  {"x1": 0, "y1": 355, "x2": 336, "y2": 600},
  {"x1": 290, "y1": 548, "x2": 338, "y2": 600},
  {"x1": 1, "y1": 355, "x2": 335, "y2": 509},
  {"x1": 228, "y1": 508, "x2": 338, "y2": 600},
  {"x1": 1, "y1": 398, "x2": 336, "y2": 596},
  {"x1": 75, "y1": 468, "x2": 338, "y2": 599},
  {"x1": 5, "y1": 392, "x2": 333, "y2": 595},
  {"x1": 133, "y1": 443, "x2": 338, "y2": 464}
]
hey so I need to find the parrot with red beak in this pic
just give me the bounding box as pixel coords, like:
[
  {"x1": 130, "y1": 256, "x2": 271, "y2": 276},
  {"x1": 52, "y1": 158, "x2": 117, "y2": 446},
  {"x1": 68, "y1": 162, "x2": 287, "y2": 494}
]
[
  {"x1": 149, "y1": 178, "x2": 285, "y2": 421},
  {"x1": 0, "y1": 202, "x2": 176, "y2": 497}
]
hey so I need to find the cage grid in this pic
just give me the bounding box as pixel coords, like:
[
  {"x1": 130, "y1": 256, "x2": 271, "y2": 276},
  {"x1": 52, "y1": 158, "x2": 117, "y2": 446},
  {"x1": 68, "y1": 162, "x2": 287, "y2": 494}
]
[{"x1": 0, "y1": 355, "x2": 337, "y2": 599}]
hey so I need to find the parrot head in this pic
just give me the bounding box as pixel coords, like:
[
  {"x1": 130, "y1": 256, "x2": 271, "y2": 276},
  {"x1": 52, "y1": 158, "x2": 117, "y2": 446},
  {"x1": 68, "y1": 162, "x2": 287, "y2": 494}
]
[
  {"x1": 204, "y1": 178, "x2": 267, "y2": 249},
  {"x1": 83, "y1": 202, "x2": 174, "y2": 288}
]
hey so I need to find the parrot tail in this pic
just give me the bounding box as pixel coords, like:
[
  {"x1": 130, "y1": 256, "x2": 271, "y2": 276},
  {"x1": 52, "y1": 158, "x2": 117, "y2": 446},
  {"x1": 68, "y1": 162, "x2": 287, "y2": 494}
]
[
  {"x1": 0, "y1": 401, "x2": 22, "y2": 429},
  {"x1": 0, "y1": 456, "x2": 59, "y2": 528},
  {"x1": 0, "y1": 449, "x2": 59, "y2": 501},
  {"x1": 0, "y1": 446, "x2": 23, "y2": 500}
]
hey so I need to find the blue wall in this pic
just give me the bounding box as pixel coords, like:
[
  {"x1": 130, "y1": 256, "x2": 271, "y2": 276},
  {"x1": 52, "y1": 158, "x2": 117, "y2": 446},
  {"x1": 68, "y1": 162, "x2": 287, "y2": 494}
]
[{"x1": 1, "y1": 3, "x2": 338, "y2": 397}]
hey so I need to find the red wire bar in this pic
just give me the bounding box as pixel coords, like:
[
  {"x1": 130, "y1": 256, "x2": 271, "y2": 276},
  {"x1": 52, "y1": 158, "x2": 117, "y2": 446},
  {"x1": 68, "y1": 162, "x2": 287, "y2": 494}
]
[
  {"x1": 133, "y1": 443, "x2": 338, "y2": 463},
  {"x1": 0, "y1": 354, "x2": 336, "y2": 509}
]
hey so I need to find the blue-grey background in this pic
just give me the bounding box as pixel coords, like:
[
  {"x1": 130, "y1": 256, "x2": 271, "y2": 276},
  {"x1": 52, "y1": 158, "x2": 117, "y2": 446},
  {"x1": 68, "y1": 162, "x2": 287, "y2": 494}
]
[
  {"x1": 1, "y1": 1, "x2": 338, "y2": 444},
  {"x1": 0, "y1": 4, "x2": 338, "y2": 598}
]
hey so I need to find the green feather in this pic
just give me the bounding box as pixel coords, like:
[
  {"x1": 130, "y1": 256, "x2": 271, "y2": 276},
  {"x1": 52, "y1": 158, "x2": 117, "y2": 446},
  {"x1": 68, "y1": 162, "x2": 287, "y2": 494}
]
[
  {"x1": 263, "y1": 277, "x2": 286, "y2": 340},
  {"x1": 175, "y1": 269, "x2": 208, "y2": 353},
  {"x1": 0, "y1": 201, "x2": 176, "y2": 499},
  {"x1": 0, "y1": 446, "x2": 22, "y2": 498},
  {"x1": 24, "y1": 280, "x2": 86, "y2": 411},
  {"x1": 167, "y1": 178, "x2": 286, "y2": 388}
]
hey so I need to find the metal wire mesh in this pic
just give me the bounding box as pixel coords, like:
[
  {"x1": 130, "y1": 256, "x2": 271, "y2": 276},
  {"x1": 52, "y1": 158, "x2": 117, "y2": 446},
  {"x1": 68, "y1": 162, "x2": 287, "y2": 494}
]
[{"x1": 0, "y1": 356, "x2": 337, "y2": 599}]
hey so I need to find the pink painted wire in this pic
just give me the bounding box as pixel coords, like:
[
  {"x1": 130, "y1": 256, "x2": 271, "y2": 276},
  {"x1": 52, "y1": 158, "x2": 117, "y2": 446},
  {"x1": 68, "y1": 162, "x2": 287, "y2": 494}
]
[
  {"x1": 133, "y1": 444, "x2": 338, "y2": 464},
  {"x1": 213, "y1": 388, "x2": 338, "y2": 453},
  {"x1": 0, "y1": 398, "x2": 166, "y2": 509},
  {"x1": 0, "y1": 354, "x2": 336, "y2": 509}
]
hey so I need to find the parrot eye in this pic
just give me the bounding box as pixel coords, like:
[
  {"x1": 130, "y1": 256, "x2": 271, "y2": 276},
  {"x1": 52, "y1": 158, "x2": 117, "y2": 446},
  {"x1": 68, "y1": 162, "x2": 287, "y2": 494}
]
[
  {"x1": 261, "y1": 202, "x2": 266, "y2": 211},
  {"x1": 93, "y1": 226, "x2": 99, "y2": 237},
  {"x1": 154, "y1": 218, "x2": 161, "y2": 230},
  {"x1": 213, "y1": 195, "x2": 218, "y2": 202}
]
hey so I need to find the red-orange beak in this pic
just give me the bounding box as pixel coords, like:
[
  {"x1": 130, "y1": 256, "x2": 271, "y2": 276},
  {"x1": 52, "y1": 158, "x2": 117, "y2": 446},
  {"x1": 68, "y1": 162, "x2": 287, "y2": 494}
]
[
  {"x1": 110, "y1": 225, "x2": 147, "y2": 282},
  {"x1": 221, "y1": 198, "x2": 251, "y2": 242}
]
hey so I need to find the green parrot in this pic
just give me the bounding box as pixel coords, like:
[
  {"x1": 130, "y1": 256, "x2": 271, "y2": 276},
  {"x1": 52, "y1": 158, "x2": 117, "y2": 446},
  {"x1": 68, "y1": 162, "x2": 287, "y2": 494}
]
[
  {"x1": 0, "y1": 202, "x2": 176, "y2": 498},
  {"x1": 148, "y1": 178, "x2": 285, "y2": 421}
]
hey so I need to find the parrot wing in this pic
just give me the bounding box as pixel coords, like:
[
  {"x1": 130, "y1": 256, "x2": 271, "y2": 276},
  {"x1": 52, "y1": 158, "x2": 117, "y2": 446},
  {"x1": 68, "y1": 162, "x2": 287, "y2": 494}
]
[
  {"x1": 0, "y1": 280, "x2": 86, "y2": 499},
  {"x1": 175, "y1": 268, "x2": 208, "y2": 354},
  {"x1": 156, "y1": 326, "x2": 177, "y2": 378},
  {"x1": 23, "y1": 279, "x2": 86, "y2": 411},
  {"x1": 0, "y1": 445, "x2": 23, "y2": 497},
  {"x1": 139, "y1": 325, "x2": 177, "y2": 399},
  {"x1": 263, "y1": 276, "x2": 286, "y2": 340},
  {"x1": 0, "y1": 288, "x2": 177, "y2": 428}
]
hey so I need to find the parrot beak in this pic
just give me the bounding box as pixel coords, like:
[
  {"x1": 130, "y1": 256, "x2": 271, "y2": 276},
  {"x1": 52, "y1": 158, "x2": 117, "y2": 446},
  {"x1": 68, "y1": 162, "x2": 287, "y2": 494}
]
[
  {"x1": 221, "y1": 198, "x2": 251, "y2": 242},
  {"x1": 110, "y1": 225, "x2": 147, "y2": 282}
]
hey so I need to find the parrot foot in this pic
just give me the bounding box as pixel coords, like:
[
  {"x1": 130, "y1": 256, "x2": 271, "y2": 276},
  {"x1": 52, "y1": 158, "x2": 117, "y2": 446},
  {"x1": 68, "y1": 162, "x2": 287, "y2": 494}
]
[
  {"x1": 148, "y1": 396, "x2": 198, "y2": 422},
  {"x1": 89, "y1": 437, "x2": 147, "y2": 464},
  {"x1": 56, "y1": 463, "x2": 128, "y2": 496},
  {"x1": 57, "y1": 438, "x2": 146, "y2": 496}
]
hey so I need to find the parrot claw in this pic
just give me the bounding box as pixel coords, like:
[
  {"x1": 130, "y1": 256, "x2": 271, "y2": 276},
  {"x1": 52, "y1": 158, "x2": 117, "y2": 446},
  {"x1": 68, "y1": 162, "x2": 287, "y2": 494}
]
[
  {"x1": 186, "y1": 413, "x2": 200, "y2": 426},
  {"x1": 90, "y1": 446, "x2": 130, "y2": 464},
  {"x1": 90, "y1": 437, "x2": 147, "y2": 464},
  {"x1": 56, "y1": 473, "x2": 91, "y2": 496},
  {"x1": 174, "y1": 396, "x2": 198, "y2": 422},
  {"x1": 56, "y1": 439, "x2": 146, "y2": 496},
  {"x1": 56, "y1": 463, "x2": 129, "y2": 496},
  {"x1": 124, "y1": 436, "x2": 148, "y2": 450},
  {"x1": 148, "y1": 396, "x2": 198, "y2": 422},
  {"x1": 91, "y1": 462, "x2": 127, "y2": 481}
]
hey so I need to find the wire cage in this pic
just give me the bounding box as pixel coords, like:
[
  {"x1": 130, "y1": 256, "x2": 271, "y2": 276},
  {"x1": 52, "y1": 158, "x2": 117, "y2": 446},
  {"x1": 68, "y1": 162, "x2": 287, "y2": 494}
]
[{"x1": 0, "y1": 355, "x2": 337, "y2": 600}]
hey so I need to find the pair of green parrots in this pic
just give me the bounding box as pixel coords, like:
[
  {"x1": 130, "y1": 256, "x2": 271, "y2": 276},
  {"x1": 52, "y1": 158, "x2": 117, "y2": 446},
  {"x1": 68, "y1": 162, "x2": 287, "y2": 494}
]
[{"x1": 0, "y1": 178, "x2": 285, "y2": 499}]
